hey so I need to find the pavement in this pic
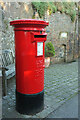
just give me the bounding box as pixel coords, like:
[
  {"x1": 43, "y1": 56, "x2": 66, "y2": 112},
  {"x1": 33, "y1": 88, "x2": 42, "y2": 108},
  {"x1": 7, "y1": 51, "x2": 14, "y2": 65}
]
[
  {"x1": 2, "y1": 60, "x2": 78, "y2": 119},
  {"x1": 46, "y1": 94, "x2": 78, "y2": 118}
]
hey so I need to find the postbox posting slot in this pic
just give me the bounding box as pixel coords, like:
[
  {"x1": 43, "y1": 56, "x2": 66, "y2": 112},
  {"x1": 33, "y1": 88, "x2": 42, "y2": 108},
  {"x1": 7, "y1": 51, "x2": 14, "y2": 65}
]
[
  {"x1": 34, "y1": 35, "x2": 46, "y2": 38},
  {"x1": 31, "y1": 32, "x2": 47, "y2": 42}
]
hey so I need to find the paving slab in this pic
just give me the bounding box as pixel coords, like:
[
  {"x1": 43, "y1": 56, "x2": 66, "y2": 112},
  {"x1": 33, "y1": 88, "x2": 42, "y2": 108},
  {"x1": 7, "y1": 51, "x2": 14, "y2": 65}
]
[{"x1": 46, "y1": 94, "x2": 78, "y2": 118}]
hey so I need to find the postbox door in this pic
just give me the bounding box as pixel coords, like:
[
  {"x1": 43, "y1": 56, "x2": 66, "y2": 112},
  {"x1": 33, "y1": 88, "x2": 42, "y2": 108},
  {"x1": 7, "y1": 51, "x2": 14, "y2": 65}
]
[{"x1": 33, "y1": 40, "x2": 45, "y2": 93}]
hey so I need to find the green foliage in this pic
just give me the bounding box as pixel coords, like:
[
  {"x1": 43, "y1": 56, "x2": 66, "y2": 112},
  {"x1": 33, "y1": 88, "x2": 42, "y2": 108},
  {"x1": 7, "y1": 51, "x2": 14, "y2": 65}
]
[
  {"x1": 61, "y1": 2, "x2": 76, "y2": 22},
  {"x1": 32, "y1": 2, "x2": 76, "y2": 22},
  {"x1": 55, "y1": 2, "x2": 64, "y2": 13},
  {"x1": 4, "y1": 20, "x2": 8, "y2": 29},
  {"x1": 70, "y1": 11, "x2": 76, "y2": 22},
  {"x1": 79, "y1": 11, "x2": 80, "y2": 18},
  {"x1": 32, "y1": 2, "x2": 48, "y2": 18},
  {"x1": 78, "y1": 5, "x2": 80, "y2": 18},
  {"x1": 45, "y1": 42, "x2": 55, "y2": 57},
  {"x1": 48, "y1": 2, "x2": 57, "y2": 15},
  {"x1": 32, "y1": 15, "x2": 35, "y2": 19}
]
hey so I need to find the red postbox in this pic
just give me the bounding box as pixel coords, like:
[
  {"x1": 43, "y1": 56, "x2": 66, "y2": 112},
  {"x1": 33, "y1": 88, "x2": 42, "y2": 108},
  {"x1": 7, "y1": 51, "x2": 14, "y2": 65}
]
[{"x1": 10, "y1": 19, "x2": 49, "y2": 115}]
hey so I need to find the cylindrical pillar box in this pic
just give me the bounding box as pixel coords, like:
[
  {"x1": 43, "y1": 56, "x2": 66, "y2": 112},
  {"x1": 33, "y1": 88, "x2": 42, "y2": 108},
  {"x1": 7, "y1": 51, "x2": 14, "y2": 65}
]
[{"x1": 10, "y1": 19, "x2": 49, "y2": 115}]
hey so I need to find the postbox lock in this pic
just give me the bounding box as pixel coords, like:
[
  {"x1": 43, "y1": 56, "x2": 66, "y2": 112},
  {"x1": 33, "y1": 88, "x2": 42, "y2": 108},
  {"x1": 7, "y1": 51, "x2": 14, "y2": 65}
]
[{"x1": 40, "y1": 31, "x2": 42, "y2": 34}]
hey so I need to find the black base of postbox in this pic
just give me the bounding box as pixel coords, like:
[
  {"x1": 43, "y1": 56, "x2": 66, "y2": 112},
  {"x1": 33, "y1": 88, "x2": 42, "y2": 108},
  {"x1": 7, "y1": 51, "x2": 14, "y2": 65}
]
[{"x1": 16, "y1": 90, "x2": 44, "y2": 115}]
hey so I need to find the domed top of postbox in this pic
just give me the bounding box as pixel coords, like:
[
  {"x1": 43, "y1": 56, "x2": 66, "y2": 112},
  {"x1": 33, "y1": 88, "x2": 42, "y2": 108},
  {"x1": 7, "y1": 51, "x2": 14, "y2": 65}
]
[{"x1": 10, "y1": 19, "x2": 49, "y2": 28}]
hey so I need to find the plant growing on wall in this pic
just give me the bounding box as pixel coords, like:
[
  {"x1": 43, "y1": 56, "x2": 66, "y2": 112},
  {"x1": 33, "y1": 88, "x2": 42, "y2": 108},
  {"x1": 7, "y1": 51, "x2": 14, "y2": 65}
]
[
  {"x1": 48, "y1": 2, "x2": 57, "y2": 15},
  {"x1": 62, "y1": 2, "x2": 76, "y2": 22},
  {"x1": 32, "y1": 2, "x2": 77, "y2": 22},
  {"x1": 32, "y1": 2, "x2": 48, "y2": 18}
]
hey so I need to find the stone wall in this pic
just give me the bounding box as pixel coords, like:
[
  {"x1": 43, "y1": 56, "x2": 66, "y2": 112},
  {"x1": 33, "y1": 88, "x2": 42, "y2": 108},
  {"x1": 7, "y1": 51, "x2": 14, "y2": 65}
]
[
  {"x1": 1, "y1": 2, "x2": 33, "y2": 57},
  {"x1": 0, "y1": 2, "x2": 79, "y2": 64},
  {"x1": 0, "y1": 4, "x2": 2, "y2": 66},
  {"x1": 45, "y1": 12, "x2": 78, "y2": 63}
]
